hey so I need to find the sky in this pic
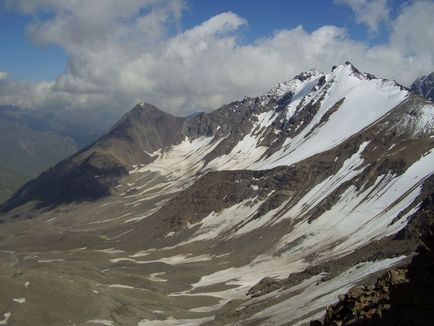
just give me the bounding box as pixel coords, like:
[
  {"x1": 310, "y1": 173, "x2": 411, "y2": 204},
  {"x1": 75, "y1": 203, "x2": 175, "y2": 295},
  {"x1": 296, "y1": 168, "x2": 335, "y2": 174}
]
[{"x1": 0, "y1": 0, "x2": 433, "y2": 115}]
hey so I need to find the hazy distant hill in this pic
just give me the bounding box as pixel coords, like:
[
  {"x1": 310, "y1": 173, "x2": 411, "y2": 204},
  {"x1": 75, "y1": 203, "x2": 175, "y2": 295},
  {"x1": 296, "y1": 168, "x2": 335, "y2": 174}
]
[{"x1": 0, "y1": 105, "x2": 120, "y2": 203}]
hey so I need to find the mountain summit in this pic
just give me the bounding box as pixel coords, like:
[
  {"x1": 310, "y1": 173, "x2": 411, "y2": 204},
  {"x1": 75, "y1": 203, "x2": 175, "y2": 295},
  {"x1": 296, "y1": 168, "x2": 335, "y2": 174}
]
[
  {"x1": 3, "y1": 62, "x2": 430, "y2": 213},
  {"x1": 0, "y1": 63, "x2": 433, "y2": 325},
  {"x1": 411, "y1": 72, "x2": 434, "y2": 101}
]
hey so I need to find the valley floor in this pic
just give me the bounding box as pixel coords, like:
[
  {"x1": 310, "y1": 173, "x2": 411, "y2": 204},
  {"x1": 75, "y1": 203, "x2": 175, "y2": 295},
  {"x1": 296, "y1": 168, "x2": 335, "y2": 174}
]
[{"x1": 0, "y1": 171, "x2": 420, "y2": 326}]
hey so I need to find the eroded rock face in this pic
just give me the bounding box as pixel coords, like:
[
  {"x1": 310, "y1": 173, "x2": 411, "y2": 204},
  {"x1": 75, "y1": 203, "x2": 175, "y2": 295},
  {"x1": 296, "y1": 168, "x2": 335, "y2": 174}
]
[
  {"x1": 311, "y1": 253, "x2": 434, "y2": 326},
  {"x1": 411, "y1": 73, "x2": 434, "y2": 101},
  {"x1": 318, "y1": 270, "x2": 406, "y2": 325},
  {"x1": 310, "y1": 190, "x2": 434, "y2": 326}
]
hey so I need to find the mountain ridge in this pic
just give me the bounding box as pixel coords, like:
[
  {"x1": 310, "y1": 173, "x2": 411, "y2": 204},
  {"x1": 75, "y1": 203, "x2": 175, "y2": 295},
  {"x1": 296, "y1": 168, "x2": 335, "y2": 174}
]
[
  {"x1": 3, "y1": 62, "x2": 433, "y2": 215},
  {"x1": 411, "y1": 72, "x2": 434, "y2": 101},
  {"x1": 0, "y1": 62, "x2": 433, "y2": 325}
]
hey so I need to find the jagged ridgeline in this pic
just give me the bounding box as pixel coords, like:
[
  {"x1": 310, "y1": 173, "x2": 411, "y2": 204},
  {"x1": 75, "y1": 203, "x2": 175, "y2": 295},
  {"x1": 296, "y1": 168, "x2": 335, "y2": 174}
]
[
  {"x1": 411, "y1": 72, "x2": 434, "y2": 102},
  {"x1": 0, "y1": 63, "x2": 433, "y2": 326}
]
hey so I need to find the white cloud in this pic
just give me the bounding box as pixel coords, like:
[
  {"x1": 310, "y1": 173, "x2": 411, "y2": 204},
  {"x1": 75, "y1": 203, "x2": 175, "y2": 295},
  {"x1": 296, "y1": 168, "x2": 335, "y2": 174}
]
[
  {"x1": 389, "y1": 1, "x2": 434, "y2": 57},
  {"x1": 0, "y1": 0, "x2": 433, "y2": 115},
  {"x1": 335, "y1": 0, "x2": 390, "y2": 33},
  {"x1": 0, "y1": 72, "x2": 8, "y2": 80}
]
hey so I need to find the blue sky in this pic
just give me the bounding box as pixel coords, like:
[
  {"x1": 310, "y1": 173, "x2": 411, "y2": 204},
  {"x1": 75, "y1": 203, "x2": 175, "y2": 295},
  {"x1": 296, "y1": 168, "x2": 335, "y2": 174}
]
[
  {"x1": 0, "y1": 0, "x2": 432, "y2": 114},
  {"x1": 0, "y1": 11, "x2": 66, "y2": 81},
  {"x1": 185, "y1": 1, "x2": 369, "y2": 40},
  {"x1": 1, "y1": 0, "x2": 396, "y2": 82}
]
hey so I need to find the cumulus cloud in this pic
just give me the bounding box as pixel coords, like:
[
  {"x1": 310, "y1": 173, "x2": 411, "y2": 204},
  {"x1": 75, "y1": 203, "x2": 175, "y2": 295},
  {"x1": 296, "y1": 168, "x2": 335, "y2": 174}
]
[
  {"x1": 0, "y1": 72, "x2": 8, "y2": 80},
  {"x1": 0, "y1": 0, "x2": 433, "y2": 115},
  {"x1": 335, "y1": 0, "x2": 390, "y2": 33}
]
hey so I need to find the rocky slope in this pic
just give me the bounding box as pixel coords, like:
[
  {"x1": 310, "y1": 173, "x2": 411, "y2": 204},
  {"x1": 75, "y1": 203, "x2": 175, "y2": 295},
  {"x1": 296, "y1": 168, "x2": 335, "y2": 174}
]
[
  {"x1": 0, "y1": 62, "x2": 433, "y2": 325},
  {"x1": 411, "y1": 72, "x2": 434, "y2": 101},
  {"x1": 311, "y1": 189, "x2": 434, "y2": 325},
  {"x1": 0, "y1": 104, "x2": 184, "y2": 212}
]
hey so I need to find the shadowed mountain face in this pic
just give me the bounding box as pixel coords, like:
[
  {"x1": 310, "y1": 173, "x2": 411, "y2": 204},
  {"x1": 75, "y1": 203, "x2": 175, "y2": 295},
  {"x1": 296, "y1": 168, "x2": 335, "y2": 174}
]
[
  {"x1": 0, "y1": 103, "x2": 185, "y2": 212},
  {"x1": 0, "y1": 63, "x2": 433, "y2": 326},
  {"x1": 99, "y1": 103, "x2": 186, "y2": 166},
  {"x1": 411, "y1": 72, "x2": 434, "y2": 101}
]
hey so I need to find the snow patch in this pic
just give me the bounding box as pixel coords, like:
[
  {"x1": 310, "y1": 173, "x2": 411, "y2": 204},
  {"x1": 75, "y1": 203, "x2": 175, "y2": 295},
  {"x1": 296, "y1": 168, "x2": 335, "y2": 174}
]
[
  {"x1": 108, "y1": 284, "x2": 136, "y2": 289},
  {"x1": 137, "y1": 317, "x2": 213, "y2": 326},
  {"x1": 95, "y1": 248, "x2": 124, "y2": 254},
  {"x1": 86, "y1": 320, "x2": 114, "y2": 326},
  {"x1": 111, "y1": 254, "x2": 212, "y2": 265},
  {"x1": 0, "y1": 313, "x2": 11, "y2": 326},
  {"x1": 37, "y1": 259, "x2": 64, "y2": 263},
  {"x1": 147, "y1": 272, "x2": 167, "y2": 282},
  {"x1": 13, "y1": 298, "x2": 25, "y2": 304}
]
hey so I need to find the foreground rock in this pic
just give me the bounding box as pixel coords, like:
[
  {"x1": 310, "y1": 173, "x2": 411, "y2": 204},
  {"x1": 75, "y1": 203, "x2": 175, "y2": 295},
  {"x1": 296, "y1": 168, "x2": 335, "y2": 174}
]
[{"x1": 311, "y1": 192, "x2": 434, "y2": 326}]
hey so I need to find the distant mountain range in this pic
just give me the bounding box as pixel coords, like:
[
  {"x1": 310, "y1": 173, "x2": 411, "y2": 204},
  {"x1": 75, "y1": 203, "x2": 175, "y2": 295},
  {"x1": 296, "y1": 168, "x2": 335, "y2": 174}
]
[
  {"x1": 0, "y1": 63, "x2": 433, "y2": 325},
  {"x1": 0, "y1": 105, "x2": 120, "y2": 203}
]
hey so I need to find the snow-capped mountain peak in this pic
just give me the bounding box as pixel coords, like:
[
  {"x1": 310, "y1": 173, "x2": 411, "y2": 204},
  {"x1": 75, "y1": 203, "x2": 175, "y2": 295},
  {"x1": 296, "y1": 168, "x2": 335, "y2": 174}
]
[
  {"x1": 1, "y1": 63, "x2": 434, "y2": 326},
  {"x1": 331, "y1": 61, "x2": 376, "y2": 80},
  {"x1": 265, "y1": 69, "x2": 323, "y2": 98}
]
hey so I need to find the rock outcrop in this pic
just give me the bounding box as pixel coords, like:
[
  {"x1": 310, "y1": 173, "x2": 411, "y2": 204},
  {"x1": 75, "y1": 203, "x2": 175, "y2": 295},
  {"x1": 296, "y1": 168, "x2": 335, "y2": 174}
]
[
  {"x1": 310, "y1": 190, "x2": 434, "y2": 326},
  {"x1": 411, "y1": 72, "x2": 434, "y2": 101}
]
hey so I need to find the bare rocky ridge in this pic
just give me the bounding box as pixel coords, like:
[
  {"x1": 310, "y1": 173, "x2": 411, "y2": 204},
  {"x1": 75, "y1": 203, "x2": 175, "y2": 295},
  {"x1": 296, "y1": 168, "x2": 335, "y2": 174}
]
[
  {"x1": 0, "y1": 63, "x2": 433, "y2": 325},
  {"x1": 3, "y1": 62, "x2": 424, "y2": 215},
  {"x1": 411, "y1": 72, "x2": 434, "y2": 102},
  {"x1": 0, "y1": 103, "x2": 185, "y2": 213}
]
